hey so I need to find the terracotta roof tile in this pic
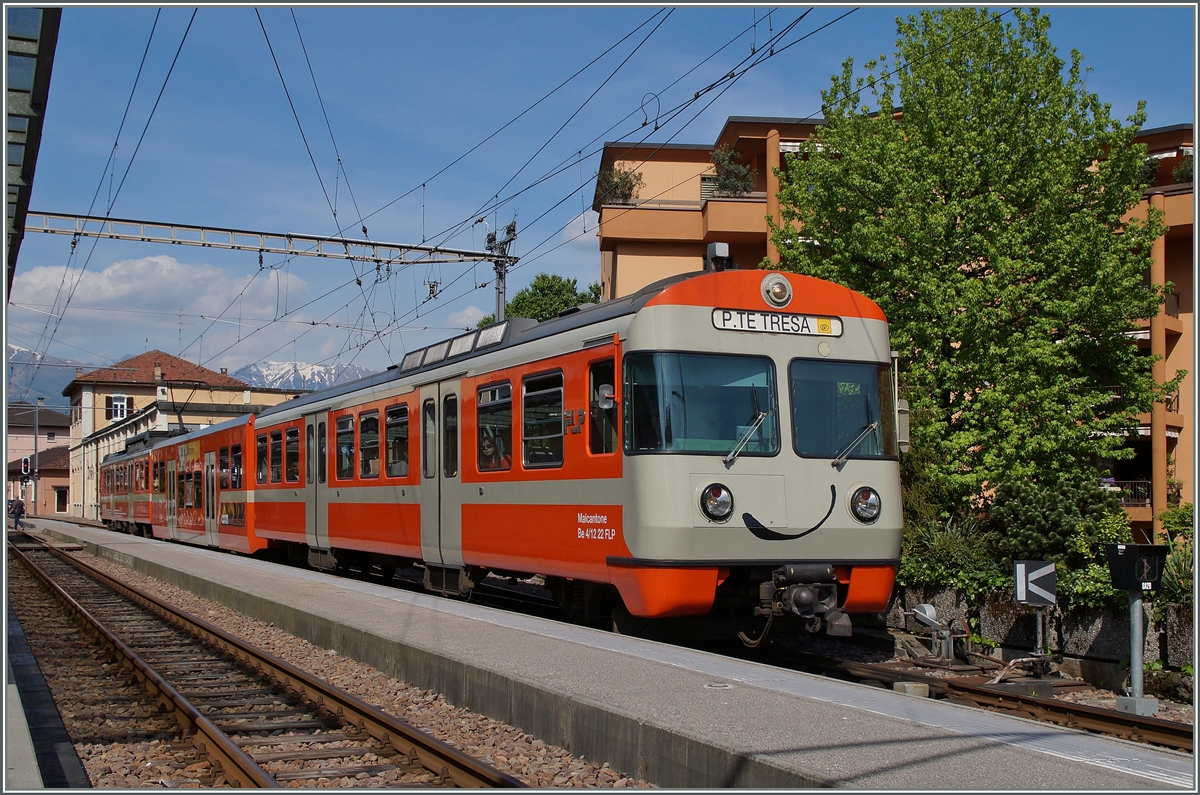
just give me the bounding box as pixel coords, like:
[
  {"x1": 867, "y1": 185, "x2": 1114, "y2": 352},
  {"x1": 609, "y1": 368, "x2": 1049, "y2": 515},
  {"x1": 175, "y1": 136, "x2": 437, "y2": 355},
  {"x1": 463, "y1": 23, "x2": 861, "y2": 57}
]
[
  {"x1": 64, "y1": 350, "x2": 247, "y2": 395},
  {"x1": 8, "y1": 444, "x2": 71, "y2": 473}
]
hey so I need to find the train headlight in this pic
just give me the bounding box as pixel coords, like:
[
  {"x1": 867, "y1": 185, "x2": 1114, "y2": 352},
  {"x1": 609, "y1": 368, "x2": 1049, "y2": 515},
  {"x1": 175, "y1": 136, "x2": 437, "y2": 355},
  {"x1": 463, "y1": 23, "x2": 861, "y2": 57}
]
[
  {"x1": 700, "y1": 483, "x2": 734, "y2": 522},
  {"x1": 850, "y1": 487, "x2": 881, "y2": 523},
  {"x1": 761, "y1": 274, "x2": 793, "y2": 308}
]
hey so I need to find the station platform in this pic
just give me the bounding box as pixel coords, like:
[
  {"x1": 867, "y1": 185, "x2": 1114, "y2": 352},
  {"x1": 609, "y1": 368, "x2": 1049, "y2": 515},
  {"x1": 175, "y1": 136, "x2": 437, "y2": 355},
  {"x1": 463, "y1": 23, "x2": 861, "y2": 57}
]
[{"x1": 26, "y1": 519, "x2": 1196, "y2": 789}]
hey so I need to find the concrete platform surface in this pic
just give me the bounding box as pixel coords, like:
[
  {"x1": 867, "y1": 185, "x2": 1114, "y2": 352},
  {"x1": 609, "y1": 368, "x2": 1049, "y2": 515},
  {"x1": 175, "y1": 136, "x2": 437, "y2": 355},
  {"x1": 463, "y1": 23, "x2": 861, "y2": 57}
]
[{"x1": 30, "y1": 519, "x2": 1195, "y2": 789}]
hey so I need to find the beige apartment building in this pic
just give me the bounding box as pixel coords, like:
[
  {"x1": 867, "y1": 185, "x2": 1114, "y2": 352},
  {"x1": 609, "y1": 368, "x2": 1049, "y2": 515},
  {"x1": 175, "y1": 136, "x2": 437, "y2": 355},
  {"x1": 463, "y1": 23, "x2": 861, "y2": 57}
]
[
  {"x1": 63, "y1": 350, "x2": 305, "y2": 520},
  {"x1": 594, "y1": 117, "x2": 1193, "y2": 541}
]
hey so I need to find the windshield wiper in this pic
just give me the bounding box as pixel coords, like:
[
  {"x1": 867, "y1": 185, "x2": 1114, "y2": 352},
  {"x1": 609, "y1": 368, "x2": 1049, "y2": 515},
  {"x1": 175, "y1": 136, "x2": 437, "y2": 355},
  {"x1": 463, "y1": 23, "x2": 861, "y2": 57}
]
[
  {"x1": 724, "y1": 411, "x2": 768, "y2": 468},
  {"x1": 831, "y1": 421, "x2": 879, "y2": 471}
]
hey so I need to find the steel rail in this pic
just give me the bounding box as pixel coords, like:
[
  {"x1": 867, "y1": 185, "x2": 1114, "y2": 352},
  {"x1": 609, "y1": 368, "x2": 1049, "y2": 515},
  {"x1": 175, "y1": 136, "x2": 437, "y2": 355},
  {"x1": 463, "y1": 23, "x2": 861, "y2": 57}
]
[
  {"x1": 24, "y1": 539, "x2": 528, "y2": 788},
  {"x1": 9, "y1": 542, "x2": 278, "y2": 788},
  {"x1": 836, "y1": 659, "x2": 1193, "y2": 753}
]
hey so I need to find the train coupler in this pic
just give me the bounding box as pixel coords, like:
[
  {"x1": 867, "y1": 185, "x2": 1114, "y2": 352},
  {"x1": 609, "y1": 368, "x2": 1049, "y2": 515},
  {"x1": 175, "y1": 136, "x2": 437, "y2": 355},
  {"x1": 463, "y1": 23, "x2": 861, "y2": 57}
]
[{"x1": 766, "y1": 563, "x2": 851, "y2": 637}]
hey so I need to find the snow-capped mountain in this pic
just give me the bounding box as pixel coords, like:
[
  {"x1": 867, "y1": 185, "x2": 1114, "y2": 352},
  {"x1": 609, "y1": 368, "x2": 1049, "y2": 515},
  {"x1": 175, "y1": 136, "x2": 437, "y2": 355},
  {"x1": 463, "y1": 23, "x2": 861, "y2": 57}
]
[
  {"x1": 231, "y1": 361, "x2": 376, "y2": 391},
  {"x1": 6, "y1": 343, "x2": 81, "y2": 406}
]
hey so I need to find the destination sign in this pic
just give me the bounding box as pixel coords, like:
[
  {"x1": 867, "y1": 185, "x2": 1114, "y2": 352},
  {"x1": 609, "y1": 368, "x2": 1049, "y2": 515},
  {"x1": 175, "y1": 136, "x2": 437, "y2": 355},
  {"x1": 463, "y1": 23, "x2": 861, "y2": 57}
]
[{"x1": 712, "y1": 308, "x2": 842, "y2": 337}]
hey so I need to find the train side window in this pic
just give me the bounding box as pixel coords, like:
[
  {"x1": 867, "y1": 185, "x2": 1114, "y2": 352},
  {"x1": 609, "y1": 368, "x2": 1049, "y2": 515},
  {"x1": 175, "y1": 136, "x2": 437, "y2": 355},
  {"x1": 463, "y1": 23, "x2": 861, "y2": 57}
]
[
  {"x1": 231, "y1": 445, "x2": 243, "y2": 489},
  {"x1": 219, "y1": 447, "x2": 230, "y2": 489},
  {"x1": 152, "y1": 462, "x2": 159, "y2": 493},
  {"x1": 182, "y1": 473, "x2": 192, "y2": 509},
  {"x1": 385, "y1": 405, "x2": 409, "y2": 477},
  {"x1": 360, "y1": 411, "x2": 380, "y2": 478},
  {"x1": 306, "y1": 425, "x2": 315, "y2": 484},
  {"x1": 422, "y1": 399, "x2": 436, "y2": 479},
  {"x1": 477, "y1": 383, "x2": 512, "y2": 471},
  {"x1": 317, "y1": 423, "x2": 327, "y2": 484},
  {"x1": 523, "y1": 372, "x2": 564, "y2": 468},
  {"x1": 336, "y1": 417, "x2": 355, "y2": 480},
  {"x1": 443, "y1": 395, "x2": 458, "y2": 478},
  {"x1": 194, "y1": 469, "x2": 203, "y2": 511},
  {"x1": 285, "y1": 428, "x2": 300, "y2": 482},
  {"x1": 270, "y1": 430, "x2": 284, "y2": 483},
  {"x1": 256, "y1": 434, "x2": 268, "y2": 484},
  {"x1": 589, "y1": 360, "x2": 617, "y2": 454}
]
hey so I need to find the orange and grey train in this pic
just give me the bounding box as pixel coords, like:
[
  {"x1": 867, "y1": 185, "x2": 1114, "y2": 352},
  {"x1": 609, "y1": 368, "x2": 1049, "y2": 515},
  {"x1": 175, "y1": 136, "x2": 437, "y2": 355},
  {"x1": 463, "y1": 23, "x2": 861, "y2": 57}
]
[{"x1": 99, "y1": 268, "x2": 906, "y2": 643}]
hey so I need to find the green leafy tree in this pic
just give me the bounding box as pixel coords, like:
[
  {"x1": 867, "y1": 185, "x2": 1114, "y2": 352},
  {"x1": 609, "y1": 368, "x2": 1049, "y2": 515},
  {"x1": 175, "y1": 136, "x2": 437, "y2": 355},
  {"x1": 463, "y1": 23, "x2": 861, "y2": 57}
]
[
  {"x1": 771, "y1": 8, "x2": 1178, "y2": 513},
  {"x1": 477, "y1": 273, "x2": 601, "y2": 328}
]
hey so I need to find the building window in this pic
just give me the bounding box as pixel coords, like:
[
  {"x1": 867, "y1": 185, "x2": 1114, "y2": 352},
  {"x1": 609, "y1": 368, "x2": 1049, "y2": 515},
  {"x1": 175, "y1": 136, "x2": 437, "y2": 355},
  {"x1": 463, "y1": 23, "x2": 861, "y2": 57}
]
[
  {"x1": 106, "y1": 394, "x2": 130, "y2": 420},
  {"x1": 385, "y1": 405, "x2": 409, "y2": 477},
  {"x1": 46, "y1": 431, "x2": 55, "y2": 443}
]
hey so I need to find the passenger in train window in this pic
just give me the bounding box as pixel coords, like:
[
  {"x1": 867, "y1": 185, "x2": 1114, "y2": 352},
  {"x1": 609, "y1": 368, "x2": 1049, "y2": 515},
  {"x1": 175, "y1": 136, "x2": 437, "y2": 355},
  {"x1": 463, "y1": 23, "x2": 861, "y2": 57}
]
[{"x1": 479, "y1": 435, "x2": 511, "y2": 471}]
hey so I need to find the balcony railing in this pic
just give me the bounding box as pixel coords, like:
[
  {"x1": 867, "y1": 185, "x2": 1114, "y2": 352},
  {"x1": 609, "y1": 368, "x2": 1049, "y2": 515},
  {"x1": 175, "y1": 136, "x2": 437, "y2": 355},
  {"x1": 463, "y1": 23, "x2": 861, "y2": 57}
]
[{"x1": 1100, "y1": 479, "x2": 1152, "y2": 507}]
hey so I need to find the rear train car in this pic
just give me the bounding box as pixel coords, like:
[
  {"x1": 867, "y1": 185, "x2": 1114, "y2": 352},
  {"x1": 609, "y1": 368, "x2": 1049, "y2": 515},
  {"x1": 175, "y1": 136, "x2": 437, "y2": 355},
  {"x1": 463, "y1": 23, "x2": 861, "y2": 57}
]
[
  {"x1": 147, "y1": 415, "x2": 266, "y2": 554},
  {"x1": 248, "y1": 268, "x2": 904, "y2": 641}
]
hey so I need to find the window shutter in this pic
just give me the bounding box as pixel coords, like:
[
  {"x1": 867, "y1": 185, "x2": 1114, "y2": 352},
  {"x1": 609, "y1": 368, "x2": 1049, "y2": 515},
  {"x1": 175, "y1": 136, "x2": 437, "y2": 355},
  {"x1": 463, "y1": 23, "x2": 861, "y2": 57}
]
[{"x1": 105, "y1": 395, "x2": 113, "y2": 420}]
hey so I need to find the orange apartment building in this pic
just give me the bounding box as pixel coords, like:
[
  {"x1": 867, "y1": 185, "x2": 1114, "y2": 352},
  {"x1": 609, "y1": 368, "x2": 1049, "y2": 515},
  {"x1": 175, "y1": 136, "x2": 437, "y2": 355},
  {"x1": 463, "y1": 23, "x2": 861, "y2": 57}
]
[{"x1": 593, "y1": 117, "x2": 1194, "y2": 541}]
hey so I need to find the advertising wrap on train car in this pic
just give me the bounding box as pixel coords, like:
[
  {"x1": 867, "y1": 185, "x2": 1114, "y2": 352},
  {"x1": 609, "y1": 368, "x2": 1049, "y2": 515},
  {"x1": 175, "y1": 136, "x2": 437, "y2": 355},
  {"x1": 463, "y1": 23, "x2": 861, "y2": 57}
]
[
  {"x1": 177, "y1": 441, "x2": 201, "y2": 465},
  {"x1": 711, "y1": 308, "x2": 843, "y2": 336}
]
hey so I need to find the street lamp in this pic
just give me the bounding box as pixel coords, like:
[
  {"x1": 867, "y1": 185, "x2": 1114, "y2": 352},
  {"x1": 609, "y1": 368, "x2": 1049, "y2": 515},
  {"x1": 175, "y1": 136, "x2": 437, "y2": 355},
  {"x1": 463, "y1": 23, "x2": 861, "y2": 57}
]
[{"x1": 33, "y1": 396, "x2": 44, "y2": 516}]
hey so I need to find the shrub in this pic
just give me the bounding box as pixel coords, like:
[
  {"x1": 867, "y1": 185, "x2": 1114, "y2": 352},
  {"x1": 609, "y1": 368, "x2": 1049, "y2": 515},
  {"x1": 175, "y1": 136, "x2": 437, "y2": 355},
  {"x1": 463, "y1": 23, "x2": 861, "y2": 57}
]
[
  {"x1": 596, "y1": 164, "x2": 644, "y2": 204},
  {"x1": 1159, "y1": 502, "x2": 1193, "y2": 606},
  {"x1": 710, "y1": 144, "x2": 757, "y2": 196},
  {"x1": 989, "y1": 479, "x2": 1121, "y2": 566},
  {"x1": 896, "y1": 515, "x2": 1009, "y2": 602},
  {"x1": 1139, "y1": 157, "x2": 1160, "y2": 187}
]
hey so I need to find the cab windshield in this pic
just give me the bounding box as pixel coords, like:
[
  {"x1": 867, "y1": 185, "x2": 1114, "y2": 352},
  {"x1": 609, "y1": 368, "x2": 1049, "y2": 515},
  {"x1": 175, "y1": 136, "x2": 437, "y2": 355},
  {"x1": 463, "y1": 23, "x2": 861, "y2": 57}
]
[
  {"x1": 789, "y1": 359, "x2": 897, "y2": 459},
  {"x1": 624, "y1": 352, "x2": 779, "y2": 456}
]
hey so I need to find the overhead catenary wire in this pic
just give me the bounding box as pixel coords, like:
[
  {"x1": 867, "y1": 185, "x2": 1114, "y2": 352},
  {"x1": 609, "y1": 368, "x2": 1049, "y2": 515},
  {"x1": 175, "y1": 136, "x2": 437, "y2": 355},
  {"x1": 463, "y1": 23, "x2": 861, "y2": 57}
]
[
  {"x1": 193, "y1": 8, "x2": 824, "y2": 370},
  {"x1": 21, "y1": 9, "x2": 198, "y2": 400}
]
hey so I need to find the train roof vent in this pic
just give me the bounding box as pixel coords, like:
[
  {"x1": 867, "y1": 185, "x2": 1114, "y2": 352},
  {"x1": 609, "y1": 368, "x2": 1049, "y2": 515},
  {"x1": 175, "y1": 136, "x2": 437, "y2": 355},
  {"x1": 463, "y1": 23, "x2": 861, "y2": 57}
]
[
  {"x1": 424, "y1": 340, "x2": 450, "y2": 364},
  {"x1": 399, "y1": 349, "x2": 425, "y2": 372},
  {"x1": 476, "y1": 320, "x2": 508, "y2": 348},
  {"x1": 448, "y1": 330, "x2": 477, "y2": 358},
  {"x1": 557, "y1": 302, "x2": 596, "y2": 317}
]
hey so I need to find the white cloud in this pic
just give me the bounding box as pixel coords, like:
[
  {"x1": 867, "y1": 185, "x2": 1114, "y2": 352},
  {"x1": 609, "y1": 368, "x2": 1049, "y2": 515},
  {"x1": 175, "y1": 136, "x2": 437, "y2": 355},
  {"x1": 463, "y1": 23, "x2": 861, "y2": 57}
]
[
  {"x1": 447, "y1": 305, "x2": 486, "y2": 328},
  {"x1": 560, "y1": 211, "x2": 600, "y2": 251},
  {"x1": 8, "y1": 254, "x2": 317, "y2": 366}
]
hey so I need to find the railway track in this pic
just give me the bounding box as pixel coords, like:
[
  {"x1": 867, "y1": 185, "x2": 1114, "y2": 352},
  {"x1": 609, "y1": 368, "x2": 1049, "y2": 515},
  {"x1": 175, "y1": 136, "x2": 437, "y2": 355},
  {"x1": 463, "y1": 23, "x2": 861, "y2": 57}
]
[
  {"x1": 772, "y1": 646, "x2": 1194, "y2": 754},
  {"x1": 9, "y1": 537, "x2": 528, "y2": 788}
]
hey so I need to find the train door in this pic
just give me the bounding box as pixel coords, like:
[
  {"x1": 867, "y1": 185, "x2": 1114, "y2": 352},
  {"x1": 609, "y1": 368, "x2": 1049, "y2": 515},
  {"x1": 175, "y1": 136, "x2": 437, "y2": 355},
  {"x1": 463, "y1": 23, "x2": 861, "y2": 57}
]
[
  {"x1": 419, "y1": 379, "x2": 463, "y2": 583},
  {"x1": 203, "y1": 451, "x2": 218, "y2": 546},
  {"x1": 166, "y1": 459, "x2": 178, "y2": 540},
  {"x1": 303, "y1": 413, "x2": 330, "y2": 557}
]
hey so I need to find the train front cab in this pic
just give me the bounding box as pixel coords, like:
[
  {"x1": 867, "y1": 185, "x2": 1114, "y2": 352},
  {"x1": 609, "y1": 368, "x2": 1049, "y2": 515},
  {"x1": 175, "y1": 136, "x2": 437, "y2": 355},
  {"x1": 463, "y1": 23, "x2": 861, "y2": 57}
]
[{"x1": 609, "y1": 270, "x2": 904, "y2": 640}]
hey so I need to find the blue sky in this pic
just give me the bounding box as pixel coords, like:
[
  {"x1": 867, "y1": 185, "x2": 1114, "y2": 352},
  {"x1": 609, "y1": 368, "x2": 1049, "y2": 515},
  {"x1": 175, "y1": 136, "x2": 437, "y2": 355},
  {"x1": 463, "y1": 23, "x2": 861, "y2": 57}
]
[{"x1": 7, "y1": 5, "x2": 1195, "y2": 386}]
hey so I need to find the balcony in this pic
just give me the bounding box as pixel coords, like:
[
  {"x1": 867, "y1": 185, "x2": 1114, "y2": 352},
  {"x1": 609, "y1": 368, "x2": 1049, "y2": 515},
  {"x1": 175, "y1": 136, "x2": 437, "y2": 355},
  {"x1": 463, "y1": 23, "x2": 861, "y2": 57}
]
[{"x1": 1101, "y1": 478, "x2": 1152, "y2": 508}]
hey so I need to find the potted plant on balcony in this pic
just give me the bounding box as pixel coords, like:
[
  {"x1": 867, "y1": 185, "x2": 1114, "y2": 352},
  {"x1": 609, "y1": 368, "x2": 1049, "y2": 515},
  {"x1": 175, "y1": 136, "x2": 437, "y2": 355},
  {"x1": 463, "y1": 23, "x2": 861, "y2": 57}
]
[
  {"x1": 596, "y1": 164, "x2": 644, "y2": 205},
  {"x1": 1171, "y1": 154, "x2": 1193, "y2": 185},
  {"x1": 710, "y1": 144, "x2": 757, "y2": 197}
]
